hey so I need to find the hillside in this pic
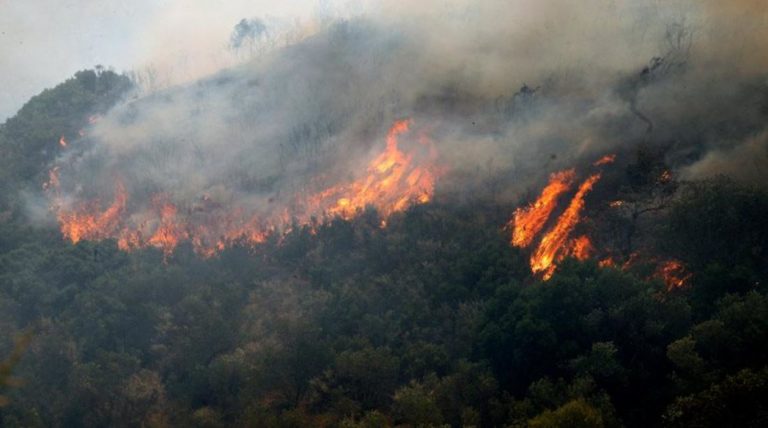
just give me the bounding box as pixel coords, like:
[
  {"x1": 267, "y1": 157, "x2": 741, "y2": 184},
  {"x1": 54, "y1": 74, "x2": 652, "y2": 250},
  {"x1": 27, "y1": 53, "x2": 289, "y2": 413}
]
[{"x1": 1, "y1": 16, "x2": 768, "y2": 428}]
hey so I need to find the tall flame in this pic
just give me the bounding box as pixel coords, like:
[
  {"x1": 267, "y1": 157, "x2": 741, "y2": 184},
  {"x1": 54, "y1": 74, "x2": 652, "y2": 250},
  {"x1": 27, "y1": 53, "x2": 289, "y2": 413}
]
[
  {"x1": 307, "y1": 119, "x2": 435, "y2": 220},
  {"x1": 506, "y1": 154, "x2": 690, "y2": 285},
  {"x1": 510, "y1": 169, "x2": 575, "y2": 247},
  {"x1": 530, "y1": 173, "x2": 602, "y2": 279},
  {"x1": 145, "y1": 197, "x2": 189, "y2": 257}
]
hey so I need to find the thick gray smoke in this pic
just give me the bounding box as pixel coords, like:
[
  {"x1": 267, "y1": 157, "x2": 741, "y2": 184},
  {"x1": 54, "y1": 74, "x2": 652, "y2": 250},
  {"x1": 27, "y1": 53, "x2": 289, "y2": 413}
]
[{"x1": 44, "y1": 0, "x2": 768, "y2": 235}]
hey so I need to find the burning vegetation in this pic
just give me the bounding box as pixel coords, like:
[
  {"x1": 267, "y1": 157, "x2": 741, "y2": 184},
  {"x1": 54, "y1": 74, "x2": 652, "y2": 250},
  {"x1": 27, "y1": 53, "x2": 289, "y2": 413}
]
[
  {"x1": 508, "y1": 155, "x2": 691, "y2": 286},
  {"x1": 4, "y1": 1, "x2": 768, "y2": 426},
  {"x1": 45, "y1": 119, "x2": 437, "y2": 258},
  {"x1": 508, "y1": 157, "x2": 613, "y2": 280},
  {"x1": 509, "y1": 169, "x2": 575, "y2": 248}
]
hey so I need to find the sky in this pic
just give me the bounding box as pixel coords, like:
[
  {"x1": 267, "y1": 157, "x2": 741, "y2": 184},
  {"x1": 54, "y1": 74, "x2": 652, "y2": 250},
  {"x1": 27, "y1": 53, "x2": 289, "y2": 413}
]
[
  {"x1": 0, "y1": 0, "x2": 327, "y2": 121},
  {"x1": 3, "y1": 0, "x2": 766, "y2": 122}
]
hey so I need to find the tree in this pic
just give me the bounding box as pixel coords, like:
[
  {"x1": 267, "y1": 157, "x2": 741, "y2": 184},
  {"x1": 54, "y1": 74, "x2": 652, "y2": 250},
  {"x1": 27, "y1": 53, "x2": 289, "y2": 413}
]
[
  {"x1": 528, "y1": 398, "x2": 605, "y2": 428},
  {"x1": 0, "y1": 334, "x2": 31, "y2": 407},
  {"x1": 664, "y1": 367, "x2": 768, "y2": 428},
  {"x1": 392, "y1": 381, "x2": 444, "y2": 426}
]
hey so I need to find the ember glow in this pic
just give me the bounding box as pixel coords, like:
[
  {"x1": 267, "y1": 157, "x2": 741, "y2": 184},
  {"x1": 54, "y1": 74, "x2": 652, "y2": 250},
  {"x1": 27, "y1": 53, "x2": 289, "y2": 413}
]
[
  {"x1": 46, "y1": 120, "x2": 437, "y2": 257},
  {"x1": 657, "y1": 259, "x2": 692, "y2": 289},
  {"x1": 593, "y1": 154, "x2": 616, "y2": 166},
  {"x1": 567, "y1": 235, "x2": 594, "y2": 260},
  {"x1": 510, "y1": 169, "x2": 575, "y2": 248}
]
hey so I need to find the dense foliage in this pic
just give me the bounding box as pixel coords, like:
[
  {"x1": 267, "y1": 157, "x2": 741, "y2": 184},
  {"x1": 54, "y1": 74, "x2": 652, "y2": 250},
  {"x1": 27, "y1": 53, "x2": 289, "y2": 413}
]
[{"x1": 0, "y1": 71, "x2": 767, "y2": 427}]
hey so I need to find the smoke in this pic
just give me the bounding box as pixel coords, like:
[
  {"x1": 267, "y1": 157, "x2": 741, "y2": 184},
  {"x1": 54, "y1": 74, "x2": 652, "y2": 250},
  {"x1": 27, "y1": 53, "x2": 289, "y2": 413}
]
[
  {"x1": 38, "y1": 0, "x2": 768, "y2": 250},
  {"x1": 681, "y1": 131, "x2": 768, "y2": 185}
]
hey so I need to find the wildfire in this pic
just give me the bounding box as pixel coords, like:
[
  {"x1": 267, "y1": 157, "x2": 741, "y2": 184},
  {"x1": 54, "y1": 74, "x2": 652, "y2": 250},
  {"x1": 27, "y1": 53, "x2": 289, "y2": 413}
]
[
  {"x1": 508, "y1": 155, "x2": 616, "y2": 280},
  {"x1": 58, "y1": 136, "x2": 68, "y2": 148},
  {"x1": 510, "y1": 169, "x2": 575, "y2": 248},
  {"x1": 307, "y1": 119, "x2": 435, "y2": 220},
  {"x1": 144, "y1": 197, "x2": 189, "y2": 257},
  {"x1": 567, "y1": 235, "x2": 594, "y2": 260},
  {"x1": 530, "y1": 173, "x2": 602, "y2": 279},
  {"x1": 57, "y1": 181, "x2": 127, "y2": 244},
  {"x1": 657, "y1": 259, "x2": 691, "y2": 289},
  {"x1": 506, "y1": 155, "x2": 693, "y2": 286},
  {"x1": 598, "y1": 257, "x2": 614, "y2": 268},
  {"x1": 47, "y1": 119, "x2": 438, "y2": 258}
]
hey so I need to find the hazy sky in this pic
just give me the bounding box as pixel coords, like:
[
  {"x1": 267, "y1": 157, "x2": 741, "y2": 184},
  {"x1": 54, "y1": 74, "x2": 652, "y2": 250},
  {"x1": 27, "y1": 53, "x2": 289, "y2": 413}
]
[{"x1": 0, "y1": 0, "x2": 327, "y2": 121}]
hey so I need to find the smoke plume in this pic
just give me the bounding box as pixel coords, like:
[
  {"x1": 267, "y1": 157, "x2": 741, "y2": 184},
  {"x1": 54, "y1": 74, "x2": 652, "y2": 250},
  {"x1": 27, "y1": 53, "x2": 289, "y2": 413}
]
[{"x1": 39, "y1": 0, "x2": 768, "y2": 255}]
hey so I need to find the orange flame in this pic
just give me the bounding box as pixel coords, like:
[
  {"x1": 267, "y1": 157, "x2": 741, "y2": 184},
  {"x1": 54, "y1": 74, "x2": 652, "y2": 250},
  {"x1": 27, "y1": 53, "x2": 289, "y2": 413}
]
[
  {"x1": 307, "y1": 119, "x2": 435, "y2": 220},
  {"x1": 567, "y1": 235, "x2": 594, "y2": 260},
  {"x1": 598, "y1": 257, "x2": 615, "y2": 268},
  {"x1": 49, "y1": 119, "x2": 438, "y2": 258},
  {"x1": 657, "y1": 259, "x2": 691, "y2": 289},
  {"x1": 146, "y1": 197, "x2": 188, "y2": 257},
  {"x1": 58, "y1": 181, "x2": 127, "y2": 244},
  {"x1": 593, "y1": 154, "x2": 616, "y2": 166},
  {"x1": 58, "y1": 136, "x2": 68, "y2": 148},
  {"x1": 510, "y1": 169, "x2": 575, "y2": 247},
  {"x1": 530, "y1": 173, "x2": 602, "y2": 279}
]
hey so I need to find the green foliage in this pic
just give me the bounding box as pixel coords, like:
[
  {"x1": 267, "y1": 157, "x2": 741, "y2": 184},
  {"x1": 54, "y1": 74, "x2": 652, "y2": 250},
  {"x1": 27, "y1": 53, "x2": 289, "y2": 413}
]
[
  {"x1": 667, "y1": 291, "x2": 768, "y2": 395},
  {"x1": 392, "y1": 380, "x2": 444, "y2": 426},
  {"x1": 477, "y1": 262, "x2": 690, "y2": 425},
  {"x1": 666, "y1": 177, "x2": 768, "y2": 272},
  {"x1": 0, "y1": 334, "x2": 31, "y2": 407},
  {"x1": 663, "y1": 367, "x2": 768, "y2": 428},
  {"x1": 528, "y1": 398, "x2": 605, "y2": 428},
  {"x1": 0, "y1": 69, "x2": 131, "y2": 213}
]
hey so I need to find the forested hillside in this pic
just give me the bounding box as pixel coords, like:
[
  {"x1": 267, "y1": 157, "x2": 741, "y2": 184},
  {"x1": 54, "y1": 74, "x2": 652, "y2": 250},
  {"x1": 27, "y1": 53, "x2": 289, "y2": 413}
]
[{"x1": 0, "y1": 68, "x2": 767, "y2": 427}]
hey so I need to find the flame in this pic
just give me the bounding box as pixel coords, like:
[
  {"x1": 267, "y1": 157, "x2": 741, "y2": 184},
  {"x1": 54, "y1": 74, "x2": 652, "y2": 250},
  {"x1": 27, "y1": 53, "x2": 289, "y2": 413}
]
[
  {"x1": 567, "y1": 235, "x2": 593, "y2": 260},
  {"x1": 510, "y1": 169, "x2": 576, "y2": 248},
  {"x1": 593, "y1": 154, "x2": 616, "y2": 166},
  {"x1": 48, "y1": 119, "x2": 438, "y2": 258},
  {"x1": 307, "y1": 119, "x2": 435, "y2": 220},
  {"x1": 146, "y1": 197, "x2": 189, "y2": 257},
  {"x1": 503, "y1": 153, "x2": 689, "y2": 287},
  {"x1": 657, "y1": 259, "x2": 691, "y2": 289},
  {"x1": 598, "y1": 257, "x2": 615, "y2": 268},
  {"x1": 58, "y1": 181, "x2": 127, "y2": 244},
  {"x1": 58, "y1": 136, "x2": 68, "y2": 148},
  {"x1": 530, "y1": 173, "x2": 602, "y2": 279},
  {"x1": 505, "y1": 154, "x2": 618, "y2": 280}
]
